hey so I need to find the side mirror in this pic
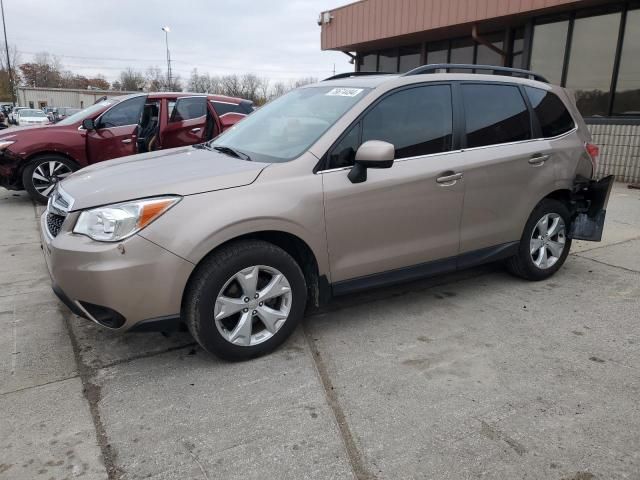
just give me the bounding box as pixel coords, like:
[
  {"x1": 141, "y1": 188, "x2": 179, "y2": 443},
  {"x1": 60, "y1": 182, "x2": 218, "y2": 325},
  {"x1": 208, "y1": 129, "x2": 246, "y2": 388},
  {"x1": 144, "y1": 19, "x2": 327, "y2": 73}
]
[
  {"x1": 348, "y1": 140, "x2": 395, "y2": 184},
  {"x1": 82, "y1": 118, "x2": 95, "y2": 130}
]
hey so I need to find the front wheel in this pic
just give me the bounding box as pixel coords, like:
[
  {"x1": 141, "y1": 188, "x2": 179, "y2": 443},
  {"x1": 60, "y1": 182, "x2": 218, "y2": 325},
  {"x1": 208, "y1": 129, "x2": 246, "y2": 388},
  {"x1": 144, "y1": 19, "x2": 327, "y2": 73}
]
[
  {"x1": 506, "y1": 199, "x2": 572, "y2": 281},
  {"x1": 184, "y1": 240, "x2": 307, "y2": 361},
  {"x1": 23, "y1": 155, "x2": 78, "y2": 204}
]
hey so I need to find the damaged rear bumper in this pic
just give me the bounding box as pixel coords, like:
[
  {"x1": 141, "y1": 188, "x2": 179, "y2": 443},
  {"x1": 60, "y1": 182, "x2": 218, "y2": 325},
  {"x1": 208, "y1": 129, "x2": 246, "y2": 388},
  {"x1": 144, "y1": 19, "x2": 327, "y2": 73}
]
[{"x1": 569, "y1": 175, "x2": 615, "y2": 241}]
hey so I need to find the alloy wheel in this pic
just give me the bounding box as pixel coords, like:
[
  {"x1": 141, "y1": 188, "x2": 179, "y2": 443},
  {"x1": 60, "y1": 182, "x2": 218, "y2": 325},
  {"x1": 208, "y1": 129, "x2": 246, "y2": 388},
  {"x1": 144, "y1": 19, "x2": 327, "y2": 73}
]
[
  {"x1": 214, "y1": 265, "x2": 292, "y2": 346},
  {"x1": 530, "y1": 213, "x2": 566, "y2": 269},
  {"x1": 32, "y1": 161, "x2": 73, "y2": 197}
]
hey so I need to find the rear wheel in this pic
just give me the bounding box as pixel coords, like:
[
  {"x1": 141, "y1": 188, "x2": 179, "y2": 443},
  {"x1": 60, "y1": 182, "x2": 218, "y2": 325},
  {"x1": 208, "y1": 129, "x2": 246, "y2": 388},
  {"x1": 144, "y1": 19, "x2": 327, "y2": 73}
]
[
  {"x1": 506, "y1": 199, "x2": 572, "y2": 281},
  {"x1": 23, "y1": 155, "x2": 78, "y2": 204},
  {"x1": 184, "y1": 240, "x2": 307, "y2": 361}
]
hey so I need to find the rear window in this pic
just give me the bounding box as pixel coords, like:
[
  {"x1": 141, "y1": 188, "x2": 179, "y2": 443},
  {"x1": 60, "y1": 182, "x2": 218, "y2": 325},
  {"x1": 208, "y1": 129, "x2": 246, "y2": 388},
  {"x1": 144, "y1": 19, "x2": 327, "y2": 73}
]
[
  {"x1": 211, "y1": 101, "x2": 246, "y2": 116},
  {"x1": 525, "y1": 86, "x2": 575, "y2": 138},
  {"x1": 462, "y1": 84, "x2": 532, "y2": 148}
]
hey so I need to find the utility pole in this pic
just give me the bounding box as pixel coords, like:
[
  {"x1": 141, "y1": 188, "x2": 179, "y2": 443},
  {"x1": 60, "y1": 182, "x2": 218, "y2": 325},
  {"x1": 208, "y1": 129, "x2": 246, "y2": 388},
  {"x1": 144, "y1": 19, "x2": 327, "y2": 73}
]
[
  {"x1": 162, "y1": 26, "x2": 171, "y2": 90},
  {"x1": 0, "y1": 0, "x2": 16, "y2": 106}
]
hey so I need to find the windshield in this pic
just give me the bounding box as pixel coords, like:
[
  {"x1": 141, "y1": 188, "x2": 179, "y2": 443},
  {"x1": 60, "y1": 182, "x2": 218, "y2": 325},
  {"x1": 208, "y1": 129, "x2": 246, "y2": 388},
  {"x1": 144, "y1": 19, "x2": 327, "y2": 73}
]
[
  {"x1": 210, "y1": 85, "x2": 370, "y2": 163},
  {"x1": 21, "y1": 109, "x2": 46, "y2": 117},
  {"x1": 57, "y1": 100, "x2": 117, "y2": 126}
]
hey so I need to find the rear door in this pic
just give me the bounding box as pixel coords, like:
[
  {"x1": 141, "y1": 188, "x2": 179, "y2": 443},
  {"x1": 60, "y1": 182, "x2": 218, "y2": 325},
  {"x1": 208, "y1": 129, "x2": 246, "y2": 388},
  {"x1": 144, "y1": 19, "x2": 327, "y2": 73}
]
[
  {"x1": 322, "y1": 83, "x2": 466, "y2": 286},
  {"x1": 456, "y1": 82, "x2": 556, "y2": 256},
  {"x1": 161, "y1": 96, "x2": 208, "y2": 148},
  {"x1": 86, "y1": 96, "x2": 146, "y2": 163}
]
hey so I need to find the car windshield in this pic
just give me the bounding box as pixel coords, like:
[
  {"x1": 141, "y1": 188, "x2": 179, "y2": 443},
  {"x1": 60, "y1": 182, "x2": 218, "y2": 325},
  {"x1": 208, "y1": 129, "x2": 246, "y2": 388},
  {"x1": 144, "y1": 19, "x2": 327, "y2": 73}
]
[
  {"x1": 210, "y1": 85, "x2": 371, "y2": 163},
  {"x1": 21, "y1": 109, "x2": 46, "y2": 117},
  {"x1": 57, "y1": 100, "x2": 117, "y2": 126}
]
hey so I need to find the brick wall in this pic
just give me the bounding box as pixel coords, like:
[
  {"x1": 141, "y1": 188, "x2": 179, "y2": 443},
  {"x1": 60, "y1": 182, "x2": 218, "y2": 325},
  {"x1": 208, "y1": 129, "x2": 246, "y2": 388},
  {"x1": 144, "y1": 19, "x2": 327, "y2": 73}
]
[{"x1": 587, "y1": 123, "x2": 640, "y2": 183}]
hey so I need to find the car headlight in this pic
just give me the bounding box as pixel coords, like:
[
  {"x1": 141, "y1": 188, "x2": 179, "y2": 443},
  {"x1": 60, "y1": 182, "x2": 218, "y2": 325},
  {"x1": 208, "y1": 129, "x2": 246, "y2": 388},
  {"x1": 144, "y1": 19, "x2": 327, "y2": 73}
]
[
  {"x1": 73, "y1": 196, "x2": 181, "y2": 242},
  {"x1": 0, "y1": 140, "x2": 15, "y2": 150}
]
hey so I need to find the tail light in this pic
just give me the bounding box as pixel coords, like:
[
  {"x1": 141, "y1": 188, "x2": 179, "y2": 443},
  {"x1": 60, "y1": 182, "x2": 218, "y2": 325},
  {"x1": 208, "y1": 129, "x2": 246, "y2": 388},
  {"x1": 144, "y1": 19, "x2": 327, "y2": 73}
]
[{"x1": 585, "y1": 142, "x2": 599, "y2": 174}]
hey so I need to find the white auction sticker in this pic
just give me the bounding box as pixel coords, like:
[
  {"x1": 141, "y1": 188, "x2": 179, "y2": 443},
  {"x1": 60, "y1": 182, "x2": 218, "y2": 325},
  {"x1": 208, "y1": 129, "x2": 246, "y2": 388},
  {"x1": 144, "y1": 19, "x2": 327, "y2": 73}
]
[{"x1": 326, "y1": 88, "x2": 364, "y2": 97}]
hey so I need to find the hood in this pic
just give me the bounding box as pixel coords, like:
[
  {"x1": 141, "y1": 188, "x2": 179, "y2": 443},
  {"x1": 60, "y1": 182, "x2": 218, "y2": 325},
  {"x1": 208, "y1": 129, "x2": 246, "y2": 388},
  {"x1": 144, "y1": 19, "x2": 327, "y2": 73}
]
[
  {"x1": 0, "y1": 123, "x2": 56, "y2": 137},
  {"x1": 60, "y1": 146, "x2": 269, "y2": 210}
]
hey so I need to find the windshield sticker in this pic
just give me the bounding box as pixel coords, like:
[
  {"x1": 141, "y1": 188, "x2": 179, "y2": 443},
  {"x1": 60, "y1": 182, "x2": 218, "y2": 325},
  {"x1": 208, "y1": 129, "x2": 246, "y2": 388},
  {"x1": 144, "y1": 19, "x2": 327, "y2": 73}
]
[{"x1": 326, "y1": 88, "x2": 364, "y2": 97}]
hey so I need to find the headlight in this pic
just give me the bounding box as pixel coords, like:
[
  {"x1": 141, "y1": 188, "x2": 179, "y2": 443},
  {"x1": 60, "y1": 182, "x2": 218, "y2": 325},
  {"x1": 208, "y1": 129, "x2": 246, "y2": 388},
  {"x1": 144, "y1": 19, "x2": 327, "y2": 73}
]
[
  {"x1": 0, "y1": 140, "x2": 15, "y2": 150},
  {"x1": 73, "y1": 196, "x2": 181, "y2": 242}
]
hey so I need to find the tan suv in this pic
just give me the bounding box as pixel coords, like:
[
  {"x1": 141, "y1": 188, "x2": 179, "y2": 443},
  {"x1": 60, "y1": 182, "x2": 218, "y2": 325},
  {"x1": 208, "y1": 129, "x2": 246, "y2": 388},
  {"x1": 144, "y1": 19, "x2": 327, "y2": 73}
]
[{"x1": 41, "y1": 64, "x2": 613, "y2": 360}]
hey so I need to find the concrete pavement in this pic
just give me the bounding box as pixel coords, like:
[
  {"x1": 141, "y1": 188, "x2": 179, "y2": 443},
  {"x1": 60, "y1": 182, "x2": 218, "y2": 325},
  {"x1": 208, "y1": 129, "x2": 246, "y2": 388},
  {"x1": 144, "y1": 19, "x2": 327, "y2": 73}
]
[{"x1": 0, "y1": 184, "x2": 639, "y2": 479}]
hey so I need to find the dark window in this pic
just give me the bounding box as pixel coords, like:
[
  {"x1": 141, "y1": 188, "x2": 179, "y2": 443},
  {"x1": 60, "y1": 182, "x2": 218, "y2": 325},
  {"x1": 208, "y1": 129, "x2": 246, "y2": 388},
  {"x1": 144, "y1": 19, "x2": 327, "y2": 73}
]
[
  {"x1": 511, "y1": 28, "x2": 525, "y2": 69},
  {"x1": 565, "y1": 12, "x2": 621, "y2": 116},
  {"x1": 329, "y1": 122, "x2": 360, "y2": 169},
  {"x1": 613, "y1": 9, "x2": 640, "y2": 115},
  {"x1": 449, "y1": 38, "x2": 474, "y2": 71},
  {"x1": 399, "y1": 45, "x2": 421, "y2": 73},
  {"x1": 378, "y1": 49, "x2": 398, "y2": 73},
  {"x1": 530, "y1": 20, "x2": 569, "y2": 85},
  {"x1": 99, "y1": 96, "x2": 146, "y2": 128},
  {"x1": 426, "y1": 41, "x2": 448, "y2": 64},
  {"x1": 475, "y1": 32, "x2": 504, "y2": 71},
  {"x1": 170, "y1": 97, "x2": 207, "y2": 122},
  {"x1": 361, "y1": 85, "x2": 453, "y2": 159},
  {"x1": 359, "y1": 53, "x2": 377, "y2": 71},
  {"x1": 462, "y1": 84, "x2": 531, "y2": 148},
  {"x1": 212, "y1": 101, "x2": 244, "y2": 116},
  {"x1": 525, "y1": 87, "x2": 575, "y2": 138}
]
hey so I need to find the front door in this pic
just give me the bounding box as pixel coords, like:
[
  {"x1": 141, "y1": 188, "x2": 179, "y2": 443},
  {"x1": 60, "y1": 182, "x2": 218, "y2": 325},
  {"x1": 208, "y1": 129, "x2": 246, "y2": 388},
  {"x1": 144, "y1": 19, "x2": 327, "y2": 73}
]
[
  {"x1": 161, "y1": 96, "x2": 208, "y2": 149},
  {"x1": 86, "y1": 96, "x2": 146, "y2": 164},
  {"x1": 322, "y1": 84, "x2": 465, "y2": 286}
]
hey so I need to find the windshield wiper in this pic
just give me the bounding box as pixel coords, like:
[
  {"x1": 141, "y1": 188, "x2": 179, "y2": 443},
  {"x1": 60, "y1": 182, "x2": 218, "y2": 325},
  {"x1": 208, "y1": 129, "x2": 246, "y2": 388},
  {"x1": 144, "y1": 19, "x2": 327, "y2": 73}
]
[{"x1": 212, "y1": 145, "x2": 252, "y2": 161}]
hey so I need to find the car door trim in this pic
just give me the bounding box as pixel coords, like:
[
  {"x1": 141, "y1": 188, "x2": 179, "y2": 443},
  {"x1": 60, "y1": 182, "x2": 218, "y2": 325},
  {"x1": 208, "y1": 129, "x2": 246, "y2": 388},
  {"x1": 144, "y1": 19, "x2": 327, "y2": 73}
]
[{"x1": 331, "y1": 241, "x2": 519, "y2": 296}]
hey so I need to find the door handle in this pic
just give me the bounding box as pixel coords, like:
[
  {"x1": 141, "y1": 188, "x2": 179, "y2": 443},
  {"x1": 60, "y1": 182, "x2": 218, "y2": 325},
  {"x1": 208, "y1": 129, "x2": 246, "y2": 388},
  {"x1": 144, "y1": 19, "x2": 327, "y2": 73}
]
[
  {"x1": 190, "y1": 127, "x2": 202, "y2": 133},
  {"x1": 121, "y1": 138, "x2": 132, "y2": 144},
  {"x1": 528, "y1": 153, "x2": 550, "y2": 165},
  {"x1": 436, "y1": 172, "x2": 463, "y2": 185}
]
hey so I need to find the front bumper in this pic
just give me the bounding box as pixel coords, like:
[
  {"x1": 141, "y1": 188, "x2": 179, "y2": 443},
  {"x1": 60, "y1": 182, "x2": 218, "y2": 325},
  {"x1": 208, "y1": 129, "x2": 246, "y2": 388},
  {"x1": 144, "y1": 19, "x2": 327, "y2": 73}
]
[
  {"x1": 0, "y1": 149, "x2": 24, "y2": 190},
  {"x1": 40, "y1": 211, "x2": 194, "y2": 331}
]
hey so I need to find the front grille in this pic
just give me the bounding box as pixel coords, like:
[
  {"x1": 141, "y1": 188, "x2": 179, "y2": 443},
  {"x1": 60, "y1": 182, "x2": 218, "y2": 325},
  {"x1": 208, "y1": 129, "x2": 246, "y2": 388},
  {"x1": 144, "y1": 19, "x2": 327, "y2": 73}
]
[{"x1": 46, "y1": 212, "x2": 65, "y2": 237}]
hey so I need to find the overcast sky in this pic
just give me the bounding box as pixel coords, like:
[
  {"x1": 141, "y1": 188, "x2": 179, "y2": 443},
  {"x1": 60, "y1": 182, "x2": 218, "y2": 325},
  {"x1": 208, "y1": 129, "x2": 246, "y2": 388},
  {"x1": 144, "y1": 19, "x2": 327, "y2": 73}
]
[{"x1": 6, "y1": 0, "x2": 352, "y2": 83}]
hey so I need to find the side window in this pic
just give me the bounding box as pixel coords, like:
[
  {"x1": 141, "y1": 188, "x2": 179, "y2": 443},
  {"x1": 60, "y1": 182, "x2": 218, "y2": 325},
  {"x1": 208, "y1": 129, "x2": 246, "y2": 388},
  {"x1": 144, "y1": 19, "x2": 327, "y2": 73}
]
[
  {"x1": 524, "y1": 86, "x2": 575, "y2": 138},
  {"x1": 329, "y1": 123, "x2": 360, "y2": 168},
  {"x1": 99, "y1": 96, "x2": 146, "y2": 128},
  {"x1": 362, "y1": 85, "x2": 453, "y2": 159},
  {"x1": 211, "y1": 101, "x2": 245, "y2": 116},
  {"x1": 462, "y1": 84, "x2": 531, "y2": 148},
  {"x1": 170, "y1": 97, "x2": 207, "y2": 122}
]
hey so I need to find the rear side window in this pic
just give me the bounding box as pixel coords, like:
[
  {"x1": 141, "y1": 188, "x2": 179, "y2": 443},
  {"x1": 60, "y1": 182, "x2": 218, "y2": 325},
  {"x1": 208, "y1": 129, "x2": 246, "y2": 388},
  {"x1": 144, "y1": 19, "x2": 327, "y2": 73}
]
[
  {"x1": 362, "y1": 84, "x2": 453, "y2": 159},
  {"x1": 525, "y1": 87, "x2": 575, "y2": 138},
  {"x1": 99, "y1": 96, "x2": 146, "y2": 128},
  {"x1": 212, "y1": 101, "x2": 246, "y2": 116},
  {"x1": 462, "y1": 84, "x2": 531, "y2": 148},
  {"x1": 170, "y1": 97, "x2": 207, "y2": 122}
]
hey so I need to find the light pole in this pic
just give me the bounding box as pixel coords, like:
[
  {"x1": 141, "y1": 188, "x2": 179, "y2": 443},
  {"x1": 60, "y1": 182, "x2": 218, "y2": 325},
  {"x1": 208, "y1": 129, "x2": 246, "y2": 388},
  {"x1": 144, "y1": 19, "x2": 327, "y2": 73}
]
[
  {"x1": 1, "y1": 0, "x2": 16, "y2": 106},
  {"x1": 162, "y1": 26, "x2": 171, "y2": 91}
]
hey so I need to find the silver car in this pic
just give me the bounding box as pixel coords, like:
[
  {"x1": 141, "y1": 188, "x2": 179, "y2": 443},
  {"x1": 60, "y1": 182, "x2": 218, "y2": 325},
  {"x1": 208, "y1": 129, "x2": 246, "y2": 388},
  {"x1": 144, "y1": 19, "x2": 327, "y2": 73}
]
[{"x1": 41, "y1": 64, "x2": 613, "y2": 360}]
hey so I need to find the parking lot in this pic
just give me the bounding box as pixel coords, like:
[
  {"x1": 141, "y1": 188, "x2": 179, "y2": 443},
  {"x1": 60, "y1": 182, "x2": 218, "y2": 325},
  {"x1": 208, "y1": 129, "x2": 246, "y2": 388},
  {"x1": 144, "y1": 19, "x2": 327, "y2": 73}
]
[{"x1": 0, "y1": 183, "x2": 638, "y2": 479}]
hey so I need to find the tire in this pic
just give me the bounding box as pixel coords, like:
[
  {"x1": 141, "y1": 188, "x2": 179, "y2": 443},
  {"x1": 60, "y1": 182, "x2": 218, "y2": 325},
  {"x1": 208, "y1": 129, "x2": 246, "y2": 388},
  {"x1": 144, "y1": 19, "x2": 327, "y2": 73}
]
[
  {"x1": 22, "y1": 155, "x2": 78, "y2": 204},
  {"x1": 184, "y1": 240, "x2": 307, "y2": 361},
  {"x1": 506, "y1": 198, "x2": 572, "y2": 281}
]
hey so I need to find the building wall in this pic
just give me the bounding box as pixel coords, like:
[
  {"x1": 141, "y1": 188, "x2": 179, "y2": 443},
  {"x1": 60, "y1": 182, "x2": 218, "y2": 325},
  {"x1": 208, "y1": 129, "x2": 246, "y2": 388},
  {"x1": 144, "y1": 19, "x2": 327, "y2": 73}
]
[
  {"x1": 589, "y1": 123, "x2": 640, "y2": 183},
  {"x1": 17, "y1": 88, "x2": 134, "y2": 109}
]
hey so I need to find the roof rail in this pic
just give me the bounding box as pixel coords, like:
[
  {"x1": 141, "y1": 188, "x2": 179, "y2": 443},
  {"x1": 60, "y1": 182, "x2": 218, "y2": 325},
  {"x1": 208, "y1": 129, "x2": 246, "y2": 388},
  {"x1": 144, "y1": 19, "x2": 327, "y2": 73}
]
[
  {"x1": 323, "y1": 71, "x2": 395, "y2": 81},
  {"x1": 402, "y1": 64, "x2": 549, "y2": 83}
]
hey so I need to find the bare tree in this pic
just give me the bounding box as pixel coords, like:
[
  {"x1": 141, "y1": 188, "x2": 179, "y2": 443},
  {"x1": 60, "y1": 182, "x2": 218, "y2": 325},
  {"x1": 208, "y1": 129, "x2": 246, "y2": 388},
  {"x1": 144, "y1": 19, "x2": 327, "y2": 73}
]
[
  {"x1": 0, "y1": 43, "x2": 20, "y2": 102},
  {"x1": 118, "y1": 67, "x2": 145, "y2": 91},
  {"x1": 145, "y1": 66, "x2": 164, "y2": 92}
]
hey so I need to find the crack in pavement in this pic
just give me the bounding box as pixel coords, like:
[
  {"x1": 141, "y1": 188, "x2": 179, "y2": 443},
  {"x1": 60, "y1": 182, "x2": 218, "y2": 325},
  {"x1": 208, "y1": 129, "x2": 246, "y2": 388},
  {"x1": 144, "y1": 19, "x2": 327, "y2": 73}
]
[
  {"x1": 302, "y1": 321, "x2": 375, "y2": 480},
  {"x1": 573, "y1": 254, "x2": 640, "y2": 274},
  {"x1": 570, "y1": 234, "x2": 640, "y2": 255}
]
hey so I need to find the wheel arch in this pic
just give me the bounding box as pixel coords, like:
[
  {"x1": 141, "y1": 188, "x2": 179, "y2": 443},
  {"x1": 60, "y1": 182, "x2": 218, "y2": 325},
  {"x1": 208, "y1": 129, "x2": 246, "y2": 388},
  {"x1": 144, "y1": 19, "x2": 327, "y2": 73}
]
[
  {"x1": 18, "y1": 151, "x2": 81, "y2": 193},
  {"x1": 181, "y1": 230, "x2": 327, "y2": 317}
]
